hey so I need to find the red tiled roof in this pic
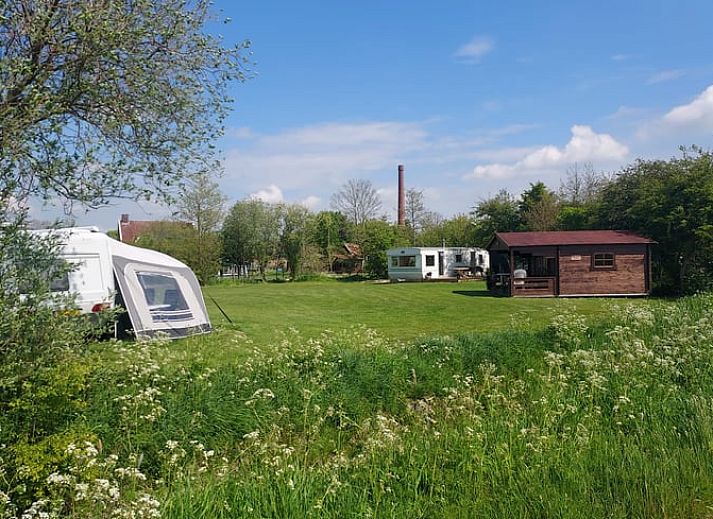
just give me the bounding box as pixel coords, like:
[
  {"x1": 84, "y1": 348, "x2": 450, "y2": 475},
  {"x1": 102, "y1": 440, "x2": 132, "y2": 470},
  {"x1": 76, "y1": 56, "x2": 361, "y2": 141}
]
[
  {"x1": 118, "y1": 220, "x2": 157, "y2": 243},
  {"x1": 493, "y1": 230, "x2": 655, "y2": 247}
]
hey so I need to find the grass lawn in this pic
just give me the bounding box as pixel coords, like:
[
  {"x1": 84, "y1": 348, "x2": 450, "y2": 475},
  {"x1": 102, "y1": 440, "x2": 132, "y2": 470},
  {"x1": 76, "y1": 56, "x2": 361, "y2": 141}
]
[{"x1": 203, "y1": 279, "x2": 637, "y2": 343}]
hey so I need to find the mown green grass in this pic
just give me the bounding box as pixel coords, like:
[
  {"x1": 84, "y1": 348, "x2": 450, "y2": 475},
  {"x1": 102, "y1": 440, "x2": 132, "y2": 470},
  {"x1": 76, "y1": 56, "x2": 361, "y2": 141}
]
[{"x1": 203, "y1": 279, "x2": 627, "y2": 343}]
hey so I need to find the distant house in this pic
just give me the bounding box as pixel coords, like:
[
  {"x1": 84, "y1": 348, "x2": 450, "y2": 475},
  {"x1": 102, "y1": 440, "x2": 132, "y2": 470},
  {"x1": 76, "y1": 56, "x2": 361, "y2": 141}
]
[
  {"x1": 117, "y1": 214, "x2": 191, "y2": 244},
  {"x1": 486, "y1": 230, "x2": 655, "y2": 297},
  {"x1": 387, "y1": 247, "x2": 489, "y2": 281},
  {"x1": 118, "y1": 214, "x2": 157, "y2": 243},
  {"x1": 331, "y1": 243, "x2": 364, "y2": 274}
]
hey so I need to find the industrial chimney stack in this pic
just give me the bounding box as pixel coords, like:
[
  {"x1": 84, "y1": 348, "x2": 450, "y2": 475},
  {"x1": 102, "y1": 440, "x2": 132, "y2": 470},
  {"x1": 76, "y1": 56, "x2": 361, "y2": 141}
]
[{"x1": 397, "y1": 164, "x2": 405, "y2": 226}]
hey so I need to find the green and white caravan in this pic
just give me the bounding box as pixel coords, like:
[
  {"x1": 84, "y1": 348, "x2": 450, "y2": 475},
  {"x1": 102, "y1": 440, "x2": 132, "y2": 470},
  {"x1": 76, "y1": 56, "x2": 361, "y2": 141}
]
[{"x1": 387, "y1": 246, "x2": 489, "y2": 281}]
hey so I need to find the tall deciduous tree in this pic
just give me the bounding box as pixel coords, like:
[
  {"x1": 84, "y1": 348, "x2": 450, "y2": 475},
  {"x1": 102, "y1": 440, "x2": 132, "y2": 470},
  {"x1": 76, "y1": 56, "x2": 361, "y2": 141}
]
[
  {"x1": 559, "y1": 162, "x2": 606, "y2": 206},
  {"x1": 557, "y1": 163, "x2": 606, "y2": 230},
  {"x1": 360, "y1": 219, "x2": 402, "y2": 278},
  {"x1": 520, "y1": 182, "x2": 560, "y2": 231},
  {"x1": 173, "y1": 172, "x2": 226, "y2": 283},
  {"x1": 593, "y1": 148, "x2": 713, "y2": 294},
  {"x1": 404, "y1": 188, "x2": 429, "y2": 244},
  {"x1": 311, "y1": 211, "x2": 352, "y2": 270},
  {"x1": 222, "y1": 199, "x2": 281, "y2": 278},
  {"x1": 418, "y1": 214, "x2": 475, "y2": 247},
  {"x1": 0, "y1": 0, "x2": 250, "y2": 207},
  {"x1": 280, "y1": 203, "x2": 314, "y2": 278},
  {"x1": 471, "y1": 190, "x2": 520, "y2": 246},
  {"x1": 330, "y1": 179, "x2": 382, "y2": 226}
]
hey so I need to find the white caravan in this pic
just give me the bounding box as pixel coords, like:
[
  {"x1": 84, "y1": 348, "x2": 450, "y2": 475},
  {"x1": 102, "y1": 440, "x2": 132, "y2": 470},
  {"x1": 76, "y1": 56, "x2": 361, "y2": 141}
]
[
  {"x1": 387, "y1": 246, "x2": 489, "y2": 281},
  {"x1": 33, "y1": 227, "x2": 212, "y2": 339}
]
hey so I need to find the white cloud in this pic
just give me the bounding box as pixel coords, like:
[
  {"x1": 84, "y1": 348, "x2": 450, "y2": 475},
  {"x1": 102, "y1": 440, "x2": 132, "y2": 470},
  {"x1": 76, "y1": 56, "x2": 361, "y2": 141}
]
[
  {"x1": 249, "y1": 184, "x2": 284, "y2": 203},
  {"x1": 299, "y1": 195, "x2": 321, "y2": 209},
  {"x1": 224, "y1": 121, "x2": 428, "y2": 197},
  {"x1": 377, "y1": 186, "x2": 397, "y2": 214},
  {"x1": 227, "y1": 126, "x2": 257, "y2": 139},
  {"x1": 662, "y1": 84, "x2": 713, "y2": 129},
  {"x1": 468, "y1": 125, "x2": 629, "y2": 179},
  {"x1": 611, "y1": 53, "x2": 633, "y2": 62},
  {"x1": 454, "y1": 36, "x2": 494, "y2": 63},
  {"x1": 604, "y1": 105, "x2": 648, "y2": 121},
  {"x1": 647, "y1": 69, "x2": 685, "y2": 85}
]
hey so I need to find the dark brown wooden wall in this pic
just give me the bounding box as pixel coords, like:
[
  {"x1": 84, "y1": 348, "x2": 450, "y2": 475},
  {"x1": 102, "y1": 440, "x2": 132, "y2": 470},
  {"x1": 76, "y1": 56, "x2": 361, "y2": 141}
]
[{"x1": 558, "y1": 244, "x2": 648, "y2": 295}]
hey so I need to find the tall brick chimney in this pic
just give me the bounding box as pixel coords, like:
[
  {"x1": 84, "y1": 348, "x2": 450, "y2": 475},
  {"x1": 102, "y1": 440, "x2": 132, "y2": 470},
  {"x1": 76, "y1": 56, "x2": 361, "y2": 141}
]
[{"x1": 397, "y1": 164, "x2": 405, "y2": 226}]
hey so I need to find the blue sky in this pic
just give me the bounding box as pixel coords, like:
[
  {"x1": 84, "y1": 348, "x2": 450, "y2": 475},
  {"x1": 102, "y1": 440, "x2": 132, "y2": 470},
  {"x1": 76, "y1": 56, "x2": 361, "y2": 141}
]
[{"x1": 46, "y1": 0, "x2": 713, "y2": 229}]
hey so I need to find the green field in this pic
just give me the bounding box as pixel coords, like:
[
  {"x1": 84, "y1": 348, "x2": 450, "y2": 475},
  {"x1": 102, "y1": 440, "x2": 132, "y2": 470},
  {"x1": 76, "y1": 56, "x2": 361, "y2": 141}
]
[
  {"x1": 6, "y1": 282, "x2": 713, "y2": 518},
  {"x1": 204, "y1": 279, "x2": 623, "y2": 342}
]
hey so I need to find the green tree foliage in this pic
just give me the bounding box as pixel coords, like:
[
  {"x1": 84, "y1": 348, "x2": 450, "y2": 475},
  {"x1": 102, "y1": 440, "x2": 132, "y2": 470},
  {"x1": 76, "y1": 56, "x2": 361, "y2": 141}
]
[
  {"x1": 222, "y1": 199, "x2": 282, "y2": 278},
  {"x1": 0, "y1": 2, "x2": 250, "y2": 510},
  {"x1": 132, "y1": 220, "x2": 220, "y2": 282},
  {"x1": 418, "y1": 214, "x2": 476, "y2": 247},
  {"x1": 404, "y1": 188, "x2": 427, "y2": 244},
  {"x1": 360, "y1": 219, "x2": 405, "y2": 278},
  {"x1": 593, "y1": 148, "x2": 713, "y2": 294},
  {"x1": 519, "y1": 182, "x2": 560, "y2": 231},
  {"x1": 559, "y1": 163, "x2": 605, "y2": 207},
  {"x1": 0, "y1": 0, "x2": 250, "y2": 207},
  {"x1": 311, "y1": 211, "x2": 353, "y2": 270},
  {"x1": 173, "y1": 172, "x2": 227, "y2": 284},
  {"x1": 280, "y1": 204, "x2": 315, "y2": 278},
  {"x1": 471, "y1": 190, "x2": 521, "y2": 246},
  {"x1": 557, "y1": 164, "x2": 606, "y2": 230},
  {"x1": 557, "y1": 206, "x2": 592, "y2": 231}
]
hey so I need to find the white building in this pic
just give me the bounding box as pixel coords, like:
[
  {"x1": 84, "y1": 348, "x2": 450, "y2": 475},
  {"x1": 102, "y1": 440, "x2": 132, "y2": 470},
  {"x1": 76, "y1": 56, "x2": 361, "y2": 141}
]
[{"x1": 386, "y1": 246, "x2": 489, "y2": 281}]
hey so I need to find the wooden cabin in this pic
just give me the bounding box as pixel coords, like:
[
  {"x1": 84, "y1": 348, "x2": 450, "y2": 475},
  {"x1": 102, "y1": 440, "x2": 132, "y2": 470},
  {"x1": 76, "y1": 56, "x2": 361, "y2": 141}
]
[{"x1": 486, "y1": 230, "x2": 655, "y2": 297}]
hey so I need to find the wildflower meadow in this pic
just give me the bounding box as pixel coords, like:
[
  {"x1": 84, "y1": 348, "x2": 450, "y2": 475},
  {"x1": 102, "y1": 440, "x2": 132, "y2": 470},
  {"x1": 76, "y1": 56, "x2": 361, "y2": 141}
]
[{"x1": 2, "y1": 293, "x2": 713, "y2": 517}]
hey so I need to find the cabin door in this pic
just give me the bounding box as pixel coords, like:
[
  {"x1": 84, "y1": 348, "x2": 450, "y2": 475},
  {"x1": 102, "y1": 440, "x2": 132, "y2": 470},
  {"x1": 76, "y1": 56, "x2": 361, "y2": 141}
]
[{"x1": 438, "y1": 252, "x2": 444, "y2": 276}]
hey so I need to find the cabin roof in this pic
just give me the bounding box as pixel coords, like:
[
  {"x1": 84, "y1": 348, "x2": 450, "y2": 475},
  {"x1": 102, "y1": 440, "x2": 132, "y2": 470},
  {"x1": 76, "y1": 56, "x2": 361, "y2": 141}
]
[
  {"x1": 490, "y1": 230, "x2": 655, "y2": 249},
  {"x1": 342, "y1": 242, "x2": 362, "y2": 258}
]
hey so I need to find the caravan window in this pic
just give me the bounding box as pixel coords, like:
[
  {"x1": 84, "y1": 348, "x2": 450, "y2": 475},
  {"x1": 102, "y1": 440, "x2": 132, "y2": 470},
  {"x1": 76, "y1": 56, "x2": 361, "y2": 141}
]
[
  {"x1": 136, "y1": 272, "x2": 193, "y2": 322},
  {"x1": 425, "y1": 255, "x2": 435, "y2": 267},
  {"x1": 49, "y1": 272, "x2": 70, "y2": 292},
  {"x1": 398, "y1": 256, "x2": 416, "y2": 267}
]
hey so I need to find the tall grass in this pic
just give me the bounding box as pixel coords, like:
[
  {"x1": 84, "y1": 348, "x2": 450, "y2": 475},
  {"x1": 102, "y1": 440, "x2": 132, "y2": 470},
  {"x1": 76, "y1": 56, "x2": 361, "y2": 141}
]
[{"x1": 2, "y1": 295, "x2": 713, "y2": 517}]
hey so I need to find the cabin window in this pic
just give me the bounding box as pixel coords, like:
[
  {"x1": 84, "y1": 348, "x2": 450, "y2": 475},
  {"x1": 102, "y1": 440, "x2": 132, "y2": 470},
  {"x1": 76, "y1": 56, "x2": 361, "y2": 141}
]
[
  {"x1": 425, "y1": 255, "x2": 435, "y2": 267},
  {"x1": 136, "y1": 272, "x2": 193, "y2": 322},
  {"x1": 397, "y1": 256, "x2": 416, "y2": 267},
  {"x1": 478, "y1": 254, "x2": 484, "y2": 265},
  {"x1": 455, "y1": 254, "x2": 463, "y2": 263},
  {"x1": 592, "y1": 253, "x2": 616, "y2": 269}
]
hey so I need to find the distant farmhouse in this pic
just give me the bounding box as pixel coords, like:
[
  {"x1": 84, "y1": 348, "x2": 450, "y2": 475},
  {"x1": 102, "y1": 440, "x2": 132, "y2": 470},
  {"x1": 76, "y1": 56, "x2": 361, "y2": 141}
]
[
  {"x1": 487, "y1": 230, "x2": 655, "y2": 297},
  {"x1": 118, "y1": 214, "x2": 191, "y2": 244},
  {"x1": 387, "y1": 247, "x2": 489, "y2": 281},
  {"x1": 331, "y1": 243, "x2": 364, "y2": 274},
  {"x1": 118, "y1": 213, "x2": 156, "y2": 243}
]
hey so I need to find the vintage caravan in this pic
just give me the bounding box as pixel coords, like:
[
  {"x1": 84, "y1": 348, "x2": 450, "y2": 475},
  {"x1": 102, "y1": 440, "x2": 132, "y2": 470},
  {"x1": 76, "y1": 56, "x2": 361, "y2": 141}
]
[
  {"x1": 386, "y1": 247, "x2": 489, "y2": 281},
  {"x1": 32, "y1": 227, "x2": 212, "y2": 339}
]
